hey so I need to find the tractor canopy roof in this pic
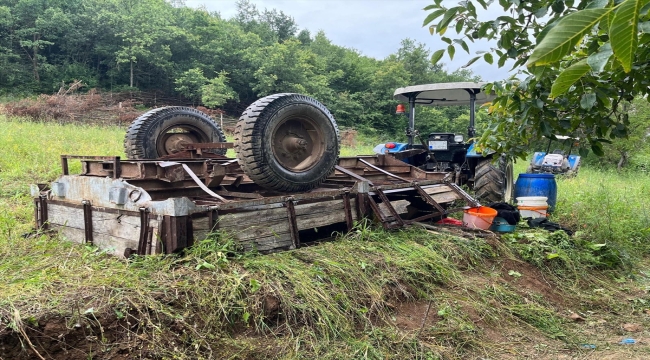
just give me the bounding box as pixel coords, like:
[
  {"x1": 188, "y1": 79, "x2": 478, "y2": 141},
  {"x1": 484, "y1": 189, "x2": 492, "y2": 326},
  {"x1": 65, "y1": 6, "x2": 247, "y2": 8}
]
[{"x1": 393, "y1": 82, "x2": 495, "y2": 106}]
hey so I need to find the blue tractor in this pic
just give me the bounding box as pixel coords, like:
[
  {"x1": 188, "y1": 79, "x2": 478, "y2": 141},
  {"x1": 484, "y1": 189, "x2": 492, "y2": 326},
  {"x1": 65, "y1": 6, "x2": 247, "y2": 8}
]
[
  {"x1": 374, "y1": 82, "x2": 513, "y2": 203},
  {"x1": 527, "y1": 135, "x2": 581, "y2": 176}
]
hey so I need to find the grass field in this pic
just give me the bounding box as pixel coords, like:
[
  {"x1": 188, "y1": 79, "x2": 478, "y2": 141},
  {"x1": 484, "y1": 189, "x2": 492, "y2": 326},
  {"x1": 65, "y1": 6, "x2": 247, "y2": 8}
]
[{"x1": 1, "y1": 115, "x2": 650, "y2": 359}]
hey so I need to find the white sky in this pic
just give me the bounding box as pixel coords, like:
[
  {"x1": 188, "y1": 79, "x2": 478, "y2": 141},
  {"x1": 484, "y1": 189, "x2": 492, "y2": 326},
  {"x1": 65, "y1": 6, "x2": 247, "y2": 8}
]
[{"x1": 183, "y1": 0, "x2": 513, "y2": 82}]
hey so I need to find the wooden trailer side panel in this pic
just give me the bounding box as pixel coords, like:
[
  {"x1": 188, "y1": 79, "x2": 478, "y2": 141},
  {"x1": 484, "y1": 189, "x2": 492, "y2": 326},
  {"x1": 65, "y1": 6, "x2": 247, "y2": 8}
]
[
  {"x1": 193, "y1": 198, "x2": 358, "y2": 252},
  {"x1": 47, "y1": 203, "x2": 161, "y2": 257}
]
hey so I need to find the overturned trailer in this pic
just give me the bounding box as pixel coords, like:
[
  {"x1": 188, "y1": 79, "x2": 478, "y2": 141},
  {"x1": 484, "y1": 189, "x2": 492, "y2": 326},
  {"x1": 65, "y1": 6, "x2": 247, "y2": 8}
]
[{"x1": 31, "y1": 92, "x2": 482, "y2": 257}]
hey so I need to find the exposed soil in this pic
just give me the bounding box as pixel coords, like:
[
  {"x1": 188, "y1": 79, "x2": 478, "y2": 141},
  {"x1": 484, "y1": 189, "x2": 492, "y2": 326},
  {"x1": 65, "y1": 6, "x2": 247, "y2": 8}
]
[{"x1": 2, "y1": 244, "x2": 650, "y2": 359}]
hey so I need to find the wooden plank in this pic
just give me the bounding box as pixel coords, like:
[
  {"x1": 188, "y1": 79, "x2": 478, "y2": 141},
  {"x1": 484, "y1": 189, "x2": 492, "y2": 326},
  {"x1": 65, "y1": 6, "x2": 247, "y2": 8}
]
[
  {"x1": 423, "y1": 185, "x2": 455, "y2": 195},
  {"x1": 242, "y1": 233, "x2": 294, "y2": 252},
  {"x1": 222, "y1": 219, "x2": 291, "y2": 241},
  {"x1": 48, "y1": 203, "x2": 159, "y2": 241},
  {"x1": 194, "y1": 199, "x2": 353, "y2": 230},
  {"x1": 51, "y1": 224, "x2": 145, "y2": 258},
  {"x1": 429, "y1": 192, "x2": 461, "y2": 204}
]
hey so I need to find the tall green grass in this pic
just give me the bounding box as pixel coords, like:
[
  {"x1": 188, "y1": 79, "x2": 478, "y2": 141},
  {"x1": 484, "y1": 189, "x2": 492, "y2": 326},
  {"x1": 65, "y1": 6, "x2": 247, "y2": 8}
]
[{"x1": 2, "y1": 115, "x2": 650, "y2": 358}]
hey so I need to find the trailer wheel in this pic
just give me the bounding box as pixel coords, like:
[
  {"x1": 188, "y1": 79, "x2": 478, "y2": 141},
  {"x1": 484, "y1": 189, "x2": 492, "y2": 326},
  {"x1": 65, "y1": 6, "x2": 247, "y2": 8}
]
[
  {"x1": 124, "y1": 106, "x2": 227, "y2": 159},
  {"x1": 234, "y1": 93, "x2": 340, "y2": 192},
  {"x1": 474, "y1": 156, "x2": 513, "y2": 203}
]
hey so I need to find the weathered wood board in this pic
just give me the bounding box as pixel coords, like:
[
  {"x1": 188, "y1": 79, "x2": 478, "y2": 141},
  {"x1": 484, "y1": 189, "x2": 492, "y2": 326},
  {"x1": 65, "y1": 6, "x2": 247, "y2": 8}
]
[{"x1": 48, "y1": 203, "x2": 161, "y2": 257}]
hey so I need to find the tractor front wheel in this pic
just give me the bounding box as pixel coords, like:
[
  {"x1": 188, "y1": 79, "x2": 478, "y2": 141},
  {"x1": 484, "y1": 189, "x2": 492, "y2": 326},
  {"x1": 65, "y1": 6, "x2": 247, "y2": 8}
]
[{"x1": 474, "y1": 156, "x2": 513, "y2": 203}]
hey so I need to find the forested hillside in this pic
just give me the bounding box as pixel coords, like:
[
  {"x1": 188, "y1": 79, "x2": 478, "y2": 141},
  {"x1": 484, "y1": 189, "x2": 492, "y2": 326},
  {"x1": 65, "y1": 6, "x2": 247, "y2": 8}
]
[{"x1": 0, "y1": 0, "x2": 479, "y2": 136}]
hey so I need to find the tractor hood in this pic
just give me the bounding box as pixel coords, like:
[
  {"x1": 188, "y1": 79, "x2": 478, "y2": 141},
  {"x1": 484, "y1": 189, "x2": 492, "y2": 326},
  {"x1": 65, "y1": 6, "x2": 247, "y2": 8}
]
[{"x1": 393, "y1": 82, "x2": 495, "y2": 106}]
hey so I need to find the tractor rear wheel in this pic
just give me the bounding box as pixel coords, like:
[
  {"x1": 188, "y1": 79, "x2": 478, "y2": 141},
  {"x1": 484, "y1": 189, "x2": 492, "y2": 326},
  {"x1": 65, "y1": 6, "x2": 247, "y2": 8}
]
[
  {"x1": 234, "y1": 93, "x2": 340, "y2": 192},
  {"x1": 124, "y1": 106, "x2": 227, "y2": 159},
  {"x1": 474, "y1": 156, "x2": 513, "y2": 203}
]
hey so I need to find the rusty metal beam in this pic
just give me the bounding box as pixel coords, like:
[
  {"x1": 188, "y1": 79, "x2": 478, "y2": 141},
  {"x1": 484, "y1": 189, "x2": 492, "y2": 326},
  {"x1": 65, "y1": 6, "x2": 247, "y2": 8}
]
[
  {"x1": 375, "y1": 188, "x2": 405, "y2": 227},
  {"x1": 413, "y1": 183, "x2": 446, "y2": 214},
  {"x1": 183, "y1": 142, "x2": 234, "y2": 150},
  {"x1": 39, "y1": 195, "x2": 48, "y2": 231},
  {"x1": 334, "y1": 165, "x2": 374, "y2": 186},
  {"x1": 342, "y1": 191, "x2": 353, "y2": 231},
  {"x1": 208, "y1": 209, "x2": 219, "y2": 232},
  {"x1": 82, "y1": 200, "x2": 93, "y2": 244},
  {"x1": 137, "y1": 208, "x2": 150, "y2": 255},
  {"x1": 358, "y1": 158, "x2": 410, "y2": 183},
  {"x1": 285, "y1": 198, "x2": 300, "y2": 248},
  {"x1": 445, "y1": 181, "x2": 480, "y2": 208}
]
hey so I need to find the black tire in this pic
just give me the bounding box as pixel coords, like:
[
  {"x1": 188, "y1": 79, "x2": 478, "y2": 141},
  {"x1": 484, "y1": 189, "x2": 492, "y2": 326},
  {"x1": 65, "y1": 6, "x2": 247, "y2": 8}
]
[
  {"x1": 124, "y1": 106, "x2": 227, "y2": 159},
  {"x1": 474, "y1": 155, "x2": 514, "y2": 203},
  {"x1": 234, "y1": 93, "x2": 340, "y2": 192}
]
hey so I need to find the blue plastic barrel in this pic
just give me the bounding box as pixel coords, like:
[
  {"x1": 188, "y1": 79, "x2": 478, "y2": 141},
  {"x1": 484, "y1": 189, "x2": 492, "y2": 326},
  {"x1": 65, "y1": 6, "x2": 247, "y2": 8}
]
[{"x1": 514, "y1": 173, "x2": 558, "y2": 212}]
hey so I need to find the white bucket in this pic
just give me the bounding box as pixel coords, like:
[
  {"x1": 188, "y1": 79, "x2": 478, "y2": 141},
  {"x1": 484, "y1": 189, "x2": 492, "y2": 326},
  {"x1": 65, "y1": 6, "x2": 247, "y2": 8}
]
[
  {"x1": 518, "y1": 205, "x2": 548, "y2": 219},
  {"x1": 516, "y1": 196, "x2": 548, "y2": 207}
]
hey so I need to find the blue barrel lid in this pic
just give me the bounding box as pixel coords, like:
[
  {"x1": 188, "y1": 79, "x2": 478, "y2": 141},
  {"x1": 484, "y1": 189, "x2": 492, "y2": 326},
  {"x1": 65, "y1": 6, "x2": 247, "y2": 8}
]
[{"x1": 518, "y1": 173, "x2": 555, "y2": 178}]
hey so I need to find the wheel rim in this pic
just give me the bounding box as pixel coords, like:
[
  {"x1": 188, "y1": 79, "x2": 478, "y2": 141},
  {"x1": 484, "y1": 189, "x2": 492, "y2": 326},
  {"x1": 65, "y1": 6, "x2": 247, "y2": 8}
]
[
  {"x1": 270, "y1": 116, "x2": 325, "y2": 172},
  {"x1": 156, "y1": 123, "x2": 210, "y2": 156},
  {"x1": 504, "y1": 161, "x2": 514, "y2": 202}
]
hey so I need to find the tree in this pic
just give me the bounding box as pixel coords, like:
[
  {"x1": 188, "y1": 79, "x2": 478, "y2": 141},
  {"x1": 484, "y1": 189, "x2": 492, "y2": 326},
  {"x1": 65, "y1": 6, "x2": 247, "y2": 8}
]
[
  {"x1": 201, "y1": 71, "x2": 238, "y2": 108},
  {"x1": 104, "y1": 0, "x2": 173, "y2": 88},
  {"x1": 423, "y1": 0, "x2": 650, "y2": 159},
  {"x1": 175, "y1": 67, "x2": 207, "y2": 104}
]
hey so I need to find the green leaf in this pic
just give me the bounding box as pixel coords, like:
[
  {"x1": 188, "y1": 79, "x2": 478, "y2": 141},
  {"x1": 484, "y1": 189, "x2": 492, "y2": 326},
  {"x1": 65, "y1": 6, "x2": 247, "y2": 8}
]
[
  {"x1": 586, "y1": 0, "x2": 609, "y2": 9},
  {"x1": 448, "y1": 45, "x2": 456, "y2": 60},
  {"x1": 534, "y1": 6, "x2": 549, "y2": 18},
  {"x1": 587, "y1": 43, "x2": 613, "y2": 73},
  {"x1": 484, "y1": 53, "x2": 494, "y2": 64},
  {"x1": 498, "y1": 54, "x2": 507, "y2": 67},
  {"x1": 580, "y1": 93, "x2": 597, "y2": 109},
  {"x1": 437, "y1": 7, "x2": 460, "y2": 33},
  {"x1": 591, "y1": 141, "x2": 604, "y2": 156},
  {"x1": 423, "y1": 9, "x2": 446, "y2": 26},
  {"x1": 462, "y1": 56, "x2": 481, "y2": 68},
  {"x1": 546, "y1": 253, "x2": 560, "y2": 259},
  {"x1": 527, "y1": 8, "x2": 612, "y2": 66},
  {"x1": 458, "y1": 39, "x2": 470, "y2": 53},
  {"x1": 431, "y1": 49, "x2": 446, "y2": 65},
  {"x1": 441, "y1": 37, "x2": 452, "y2": 44},
  {"x1": 478, "y1": 22, "x2": 491, "y2": 37},
  {"x1": 551, "y1": 59, "x2": 590, "y2": 97},
  {"x1": 610, "y1": 0, "x2": 650, "y2": 72},
  {"x1": 456, "y1": 19, "x2": 465, "y2": 34}
]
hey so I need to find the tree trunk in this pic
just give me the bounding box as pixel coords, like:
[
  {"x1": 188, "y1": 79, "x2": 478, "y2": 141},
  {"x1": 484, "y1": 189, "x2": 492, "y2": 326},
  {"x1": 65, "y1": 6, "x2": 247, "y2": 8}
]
[
  {"x1": 617, "y1": 151, "x2": 628, "y2": 171},
  {"x1": 130, "y1": 60, "x2": 134, "y2": 88},
  {"x1": 32, "y1": 34, "x2": 40, "y2": 82}
]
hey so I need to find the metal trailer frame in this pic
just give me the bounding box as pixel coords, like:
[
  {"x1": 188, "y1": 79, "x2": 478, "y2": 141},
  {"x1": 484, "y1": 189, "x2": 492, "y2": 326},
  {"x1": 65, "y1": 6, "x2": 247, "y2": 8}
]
[{"x1": 32, "y1": 146, "x2": 480, "y2": 257}]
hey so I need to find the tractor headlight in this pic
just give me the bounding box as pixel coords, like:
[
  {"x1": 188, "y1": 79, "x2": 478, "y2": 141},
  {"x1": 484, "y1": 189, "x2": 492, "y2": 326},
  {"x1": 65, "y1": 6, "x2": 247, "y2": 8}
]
[{"x1": 454, "y1": 135, "x2": 464, "y2": 143}]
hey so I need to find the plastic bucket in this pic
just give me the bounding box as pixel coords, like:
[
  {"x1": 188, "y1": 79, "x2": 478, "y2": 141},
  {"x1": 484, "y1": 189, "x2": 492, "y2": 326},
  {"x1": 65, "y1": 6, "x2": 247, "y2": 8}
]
[
  {"x1": 489, "y1": 217, "x2": 516, "y2": 233},
  {"x1": 514, "y1": 173, "x2": 557, "y2": 212},
  {"x1": 516, "y1": 196, "x2": 548, "y2": 207},
  {"x1": 463, "y1": 206, "x2": 498, "y2": 230},
  {"x1": 518, "y1": 205, "x2": 548, "y2": 219}
]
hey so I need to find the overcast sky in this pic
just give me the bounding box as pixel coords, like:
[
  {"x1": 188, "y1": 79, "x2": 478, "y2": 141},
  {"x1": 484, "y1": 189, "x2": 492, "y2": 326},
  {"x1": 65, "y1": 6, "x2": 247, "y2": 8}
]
[{"x1": 183, "y1": 0, "x2": 513, "y2": 82}]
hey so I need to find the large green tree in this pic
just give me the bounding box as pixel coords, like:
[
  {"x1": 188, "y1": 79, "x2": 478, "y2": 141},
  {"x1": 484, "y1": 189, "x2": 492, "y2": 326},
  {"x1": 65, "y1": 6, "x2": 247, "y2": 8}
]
[{"x1": 424, "y1": 0, "x2": 650, "y2": 158}]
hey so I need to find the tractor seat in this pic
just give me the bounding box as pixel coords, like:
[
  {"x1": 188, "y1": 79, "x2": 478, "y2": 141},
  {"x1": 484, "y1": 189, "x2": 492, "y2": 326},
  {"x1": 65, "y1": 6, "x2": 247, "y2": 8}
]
[{"x1": 552, "y1": 149, "x2": 566, "y2": 155}]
